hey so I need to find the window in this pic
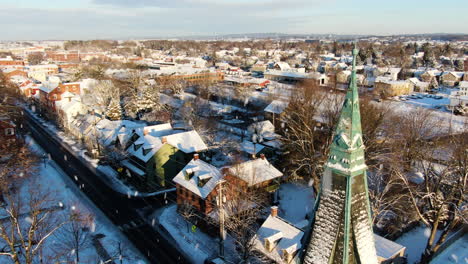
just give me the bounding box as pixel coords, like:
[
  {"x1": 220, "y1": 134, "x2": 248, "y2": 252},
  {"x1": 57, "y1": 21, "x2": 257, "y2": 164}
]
[{"x1": 5, "y1": 128, "x2": 14, "y2": 136}]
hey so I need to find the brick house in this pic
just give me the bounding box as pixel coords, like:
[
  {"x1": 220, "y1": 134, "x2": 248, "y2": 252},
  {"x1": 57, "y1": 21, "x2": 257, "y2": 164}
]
[
  {"x1": 0, "y1": 118, "x2": 16, "y2": 149},
  {"x1": 46, "y1": 51, "x2": 80, "y2": 63},
  {"x1": 2, "y1": 68, "x2": 27, "y2": 79},
  {"x1": 0, "y1": 57, "x2": 24, "y2": 67},
  {"x1": 224, "y1": 155, "x2": 283, "y2": 198},
  {"x1": 38, "y1": 82, "x2": 81, "y2": 111},
  {"x1": 173, "y1": 155, "x2": 223, "y2": 214}
]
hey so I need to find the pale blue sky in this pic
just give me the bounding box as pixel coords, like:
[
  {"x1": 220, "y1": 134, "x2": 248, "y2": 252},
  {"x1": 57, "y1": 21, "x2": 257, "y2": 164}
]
[{"x1": 1, "y1": 0, "x2": 467, "y2": 40}]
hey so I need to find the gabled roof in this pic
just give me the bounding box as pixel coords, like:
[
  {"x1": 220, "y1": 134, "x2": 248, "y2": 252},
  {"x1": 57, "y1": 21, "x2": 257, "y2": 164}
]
[
  {"x1": 38, "y1": 81, "x2": 59, "y2": 93},
  {"x1": 229, "y1": 158, "x2": 283, "y2": 186},
  {"x1": 126, "y1": 129, "x2": 208, "y2": 162},
  {"x1": 253, "y1": 215, "x2": 304, "y2": 264},
  {"x1": 127, "y1": 134, "x2": 164, "y2": 163},
  {"x1": 241, "y1": 140, "x2": 265, "y2": 155},
  {"x1": 166, "y1": 130, "x2": 208, "y2": 153},
  {"x1": 374, "y1": 234, "x2": 406, "y2": 260},
  {"x1": 264, "y1": 100, "x2": 288, "y2": 114},
  {"x1": 173, "y1": 159, "x2": 222, "y2": 199}
]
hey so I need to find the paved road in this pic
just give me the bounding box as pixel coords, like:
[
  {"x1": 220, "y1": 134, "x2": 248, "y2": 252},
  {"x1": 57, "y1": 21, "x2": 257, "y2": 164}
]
[{"x1": 23, "y1": 110, "x2": 188, "y2": 264}]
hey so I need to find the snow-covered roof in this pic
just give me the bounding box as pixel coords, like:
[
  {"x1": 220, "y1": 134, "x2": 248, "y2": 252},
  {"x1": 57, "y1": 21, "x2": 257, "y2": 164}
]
[
  {"x1": 127, "y1": 135, "x2": 164, "y2": 163},
  {"x1": 38, "y1": 81, "x2": 59, "y2": 93},
  {"x1": 241, "y1": 140, "x2": 265, "y2": 155},
  {"x1": 133, "y1": 123, "x2": 174, "y2": 138},
  {"x1": 442, "y1": 71, "x2": 464, "y2": 79},
  {"x1": 166, "y1": 130, "x2": 208, "y2": 153},
  {"x1": 253, "y1": 215, "x2": 304, "y2": 264},
  {"x1": 374, "y1": 234, "x2": 406, "y2": 260},
  {"x1": 459, "y1": 81, "x2": 468, "y2": 88},
  {"x1": 61, "y1": 91, "x2": 75, "y2": 98},
  {"x1": 127, "y1": 129, "x2": 207, "y2": 162},
  {"x1": 274, "y1": 62, "x2": 291, "y2": 71},
  {"x1": 264, "y1": 100, "x2": 288, "y2": 114},
  {"x1": 122, "y1": 160, "x2": 146, "y2": 176},
  {"x1": 230, "y1": 158, "x2": 283, "y2": 186},
  {"x1": 173, "y1": 159, "x2": 222, "y2": 199}
]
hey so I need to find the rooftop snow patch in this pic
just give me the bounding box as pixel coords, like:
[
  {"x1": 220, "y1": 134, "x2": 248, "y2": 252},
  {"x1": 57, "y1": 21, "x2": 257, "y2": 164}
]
[
  {"x1": 173, "y1": 159, "x2": 222, "y2": 199},
  {"x1": 229, "y1": 158, "x2": 283, "y2": 186},
  {"x1": 166, "y1": 130, "x2": 208, "y2": 153}
]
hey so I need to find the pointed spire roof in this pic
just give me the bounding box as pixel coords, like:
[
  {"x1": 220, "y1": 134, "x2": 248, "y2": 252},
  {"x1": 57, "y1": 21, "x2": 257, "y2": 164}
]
[{"x1": 326, "y1": 43, "x2": 366, "y2": 176}]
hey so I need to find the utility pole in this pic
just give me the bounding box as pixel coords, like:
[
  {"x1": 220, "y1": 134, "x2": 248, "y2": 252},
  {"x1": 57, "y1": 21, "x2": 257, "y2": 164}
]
[{"x1": 217, "y1": 179, "x2": 226, "y2": 259}]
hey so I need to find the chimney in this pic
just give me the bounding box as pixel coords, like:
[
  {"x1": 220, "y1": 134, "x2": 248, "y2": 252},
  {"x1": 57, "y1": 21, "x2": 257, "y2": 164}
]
[
  {"x1": 270, "y1": 206, "x2": 278, "y2": 217},
  {"x1": 193, "y1": 153, "x2": 199, "y2": 160},
  {"x1": 68, "y1": 97, "x2": 71, "y2": 102},
  {"x1": 143, "y1": 128, "x2": 148, "y2": 136},
  {"x1": 260, "y1": 153, "x2": 266, "y2": 160},
  {"x1": 161, "y1": 137, "x2": 167, "y2": 144}
]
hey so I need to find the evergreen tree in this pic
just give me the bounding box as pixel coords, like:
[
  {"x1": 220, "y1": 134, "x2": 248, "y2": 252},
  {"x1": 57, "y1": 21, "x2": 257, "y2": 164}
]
[
  {"x1": 106, "y1": 99, "x2": 122, "y2": 121},
  {"x1": 454, "y1": 59, "x2": 464, "y2": 71}
]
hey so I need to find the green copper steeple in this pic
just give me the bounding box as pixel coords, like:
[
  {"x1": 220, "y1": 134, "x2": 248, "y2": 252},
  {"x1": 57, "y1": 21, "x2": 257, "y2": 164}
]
[
  {"x1": 327, "y1": 44, "x2": 366, "y2": 177},
  {"x1": 303, "y1": 44, "x2": 378, "y2": 264}
]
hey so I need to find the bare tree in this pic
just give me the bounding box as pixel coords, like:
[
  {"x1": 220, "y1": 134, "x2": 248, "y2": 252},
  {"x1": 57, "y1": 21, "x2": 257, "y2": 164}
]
[
  {"x1": 390, "y1": 130, "x2": 467, "y2": 263},
  {"x1": 280, "y1": 80, "x2": 330, "y2": 192},
  {"x1": 27, "y1": 53, "x2": 44, "y2": 65},
  {"x1": 52, "y1": 206, "x2": 95, "y2": 263},
  {"x1": 222, "y1": 184, "x2": 265, "y2": 263},
  {"x1": 0, "y1": 180, "x2": 68, "y2": 264},
  {"x1": 82, "y1": 80, "x2": 120, "y2": 114},
  {"x1": 178, "y1": 202, "x2": 197, "y2": 233}
]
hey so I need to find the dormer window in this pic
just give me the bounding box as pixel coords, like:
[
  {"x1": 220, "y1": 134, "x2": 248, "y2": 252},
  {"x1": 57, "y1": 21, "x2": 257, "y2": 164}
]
[
  {"x1": 197, "y1": 174, "x2": 212, "y2": 187},
  {"x1": 282, "y1": 244, "x2": 299, "y2": 264},
  {"x1": 134, "y1": 143, "x2": 143, "y2": 151},
  {"x1": 264, "y1": 232, "x2": 283, "y2": 252},
  {"x1": 184, "y1": 167, "x2": 199, "y2": 180},
  {"x1": 143, "y1": 146, "x2": 152, "y2": 156}
]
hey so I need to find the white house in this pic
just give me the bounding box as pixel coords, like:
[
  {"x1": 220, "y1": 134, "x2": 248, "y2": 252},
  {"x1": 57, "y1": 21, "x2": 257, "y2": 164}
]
[{"x1": 449, "y1": 81, "x2": 468, "y2": 108}]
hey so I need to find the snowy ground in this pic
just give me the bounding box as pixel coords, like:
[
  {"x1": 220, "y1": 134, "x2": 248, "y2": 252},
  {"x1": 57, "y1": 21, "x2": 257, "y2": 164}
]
[
  {"x1": 277, "y1": 182, "x2": 315, "y2": 224},
  {"x1": 395, "y1": 225, "x2": 443, "y2": 264},
  {"x1": 387, "y1": 95, "x2": 467, "y2": 134},
  {"x1": 25, "y1": 136, "x2": 148, "y2": 264},
  {"x1": 26, "y1": 108, "x2": 166, "y2": 198},
  {"x1": 153, "y1": 204, "x2": 240, "y2": 264}
]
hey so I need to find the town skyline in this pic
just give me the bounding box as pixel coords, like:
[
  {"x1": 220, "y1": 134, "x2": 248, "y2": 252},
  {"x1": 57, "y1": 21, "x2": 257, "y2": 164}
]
[{"x1": 1, "y1": 0, "x2": 468, "y2": 40}]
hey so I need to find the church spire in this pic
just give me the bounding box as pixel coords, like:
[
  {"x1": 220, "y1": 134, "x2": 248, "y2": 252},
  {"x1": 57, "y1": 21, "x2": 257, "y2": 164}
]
[
  {"x1": 326, "y1": 43, "x2": 366, "y2": 176},
  {"x1": 302, "y1": 44, "x2": 378, "y2": 264}
]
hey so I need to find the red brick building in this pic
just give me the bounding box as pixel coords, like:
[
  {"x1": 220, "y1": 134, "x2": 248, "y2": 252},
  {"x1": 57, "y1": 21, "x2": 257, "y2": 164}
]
[
  {"x1": 0, "y1": 59, "x2": 24, "y2": 67},
  {"x1": 174, "y1": 156, "x2": 223, "y2": 214},
  {"x1": 39, "y1": 82, "x2": 81, "y2": 111},
  {"x1": 46, "y1": 51, "x2": 80, "y2": 63},
  {"x1": 3, "y1": 69, "x2": 27, "y2": 79},
  {"x1": 174, "y1": 154, "x2": 283, "y2": 215},
  {"x1": 0, "y1": 118, "x2": 16, "y2": 148}
]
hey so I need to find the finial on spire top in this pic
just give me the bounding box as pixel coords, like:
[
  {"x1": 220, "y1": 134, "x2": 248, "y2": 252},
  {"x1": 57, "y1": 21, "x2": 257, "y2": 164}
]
[{"x1": 352, "y1": 42, "x2": 358, "y2": 62}]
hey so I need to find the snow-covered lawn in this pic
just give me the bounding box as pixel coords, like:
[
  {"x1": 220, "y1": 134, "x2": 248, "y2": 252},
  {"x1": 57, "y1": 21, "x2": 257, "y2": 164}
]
[
  {"x1": 388, "y1": 99, "x2": 467, "y2": 134},
  {"x1": 278, "y1": 182, "x2": 315, "y2": 224},
  {"x1": 155, "y1": 205, "x2": 239, "y2": 264},
  {"x1": 402, "y1": 94, "x2": 449, "y2": 110},
  {"x1": 25, "y1": 137, "x2": 147, "y2": 264}
]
